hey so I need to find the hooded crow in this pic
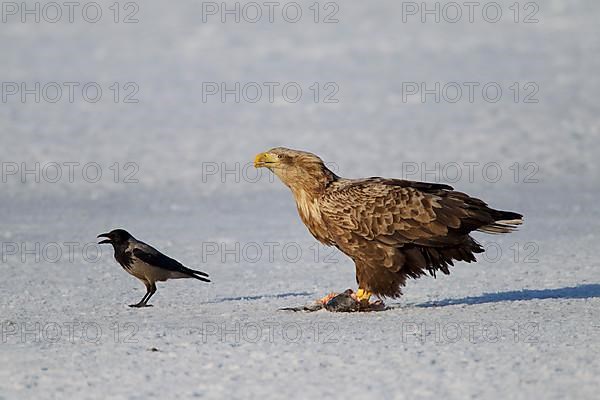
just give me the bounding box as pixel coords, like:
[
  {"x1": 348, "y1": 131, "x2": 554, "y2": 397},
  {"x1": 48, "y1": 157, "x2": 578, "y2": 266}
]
[{"x1": 98, "y1": 229, "x2": 210, "y2": 307}]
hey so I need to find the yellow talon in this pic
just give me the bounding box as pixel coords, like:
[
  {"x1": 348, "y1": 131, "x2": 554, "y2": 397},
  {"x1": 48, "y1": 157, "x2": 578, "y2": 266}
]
[{"x1": 356, "y1": 289, "x2": 372, "y2": 303}]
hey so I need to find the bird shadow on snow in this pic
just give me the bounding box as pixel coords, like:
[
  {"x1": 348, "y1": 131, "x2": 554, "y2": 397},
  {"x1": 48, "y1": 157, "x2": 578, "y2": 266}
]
[
  {"x1": 207, "y1": 291, "x2": 314, "y2": 304},
  {"x1": 413, "y1": 284, "x2": 600, "y2": 308}
]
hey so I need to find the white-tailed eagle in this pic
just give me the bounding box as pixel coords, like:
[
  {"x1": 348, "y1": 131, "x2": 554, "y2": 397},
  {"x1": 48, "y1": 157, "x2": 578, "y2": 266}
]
[{"x1": 255, "y1": 147, "x2": 523, "y2": 310}]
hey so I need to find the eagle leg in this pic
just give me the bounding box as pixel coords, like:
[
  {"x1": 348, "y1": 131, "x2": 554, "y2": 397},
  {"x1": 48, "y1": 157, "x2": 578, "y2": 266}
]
[{"x1": 355, "y1": 288, "x2": 372, "y2": 303}]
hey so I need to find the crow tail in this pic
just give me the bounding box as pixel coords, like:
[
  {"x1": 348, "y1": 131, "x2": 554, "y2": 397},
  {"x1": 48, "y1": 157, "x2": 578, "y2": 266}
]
[{"x1": 188, "y1": 268, "x2": 210, "y2": 282}]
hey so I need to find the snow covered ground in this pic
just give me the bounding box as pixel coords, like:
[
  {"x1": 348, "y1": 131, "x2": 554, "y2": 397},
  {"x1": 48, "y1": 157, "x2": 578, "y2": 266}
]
[{"x1": 1, "y1": 0, "x2": 599, "y2": 398}]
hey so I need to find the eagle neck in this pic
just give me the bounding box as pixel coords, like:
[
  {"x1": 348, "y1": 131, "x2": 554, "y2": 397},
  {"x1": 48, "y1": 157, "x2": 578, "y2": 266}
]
[{"x1": 287, "y1": 171, "x2": 338, "y2": 245}]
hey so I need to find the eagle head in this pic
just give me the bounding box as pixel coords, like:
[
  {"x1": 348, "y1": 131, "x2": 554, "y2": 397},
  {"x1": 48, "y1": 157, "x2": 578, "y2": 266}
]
[{"x1": 254, "y1": 147, "x2": 337, "y2": 193}]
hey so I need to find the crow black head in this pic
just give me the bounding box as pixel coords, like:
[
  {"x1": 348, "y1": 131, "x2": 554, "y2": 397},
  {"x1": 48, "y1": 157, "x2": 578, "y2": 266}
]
[{"x1": 97, "y1": 229, "x2": 133, "y2": 246}]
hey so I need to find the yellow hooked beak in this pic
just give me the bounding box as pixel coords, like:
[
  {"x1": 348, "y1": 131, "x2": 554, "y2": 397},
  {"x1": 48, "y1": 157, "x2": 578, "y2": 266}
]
[{"x1": 254, "y1": 152, "x2": 279, "y2": 168}]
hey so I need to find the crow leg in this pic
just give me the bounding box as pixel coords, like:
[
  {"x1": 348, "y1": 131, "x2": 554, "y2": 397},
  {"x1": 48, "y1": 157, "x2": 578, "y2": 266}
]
[
  {"x1": 129, "y1": 282, "x2": 154, "y2": 308},
  {"x1": 142, "y1": 283, "x2": 157, "y2": 306}
]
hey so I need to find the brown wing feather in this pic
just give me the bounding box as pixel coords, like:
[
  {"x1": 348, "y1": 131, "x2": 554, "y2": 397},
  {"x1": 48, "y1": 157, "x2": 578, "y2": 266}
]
[{"x1": 319, "y1": 178, "x2": 517, "y2": 297}]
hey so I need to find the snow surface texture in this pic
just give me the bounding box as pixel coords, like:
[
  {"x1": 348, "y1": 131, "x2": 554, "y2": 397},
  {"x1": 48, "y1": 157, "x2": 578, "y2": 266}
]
[{"x1": 1, "y1": 0, "x2": 599, "y2": 399}]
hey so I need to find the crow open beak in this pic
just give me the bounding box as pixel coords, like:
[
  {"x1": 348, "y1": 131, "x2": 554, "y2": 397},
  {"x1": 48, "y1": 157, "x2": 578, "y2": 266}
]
[{"x1": 97, "y1": 233, "x2": 111, "y2": 245}]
